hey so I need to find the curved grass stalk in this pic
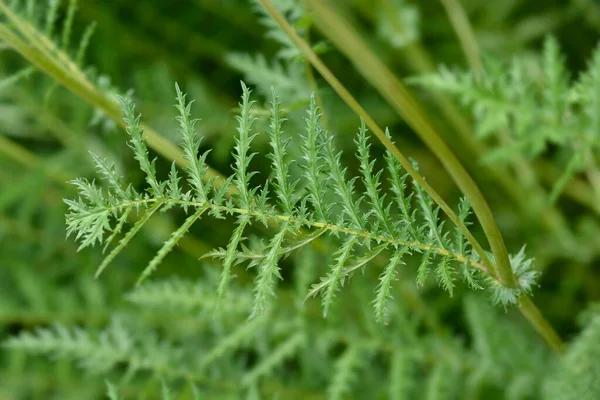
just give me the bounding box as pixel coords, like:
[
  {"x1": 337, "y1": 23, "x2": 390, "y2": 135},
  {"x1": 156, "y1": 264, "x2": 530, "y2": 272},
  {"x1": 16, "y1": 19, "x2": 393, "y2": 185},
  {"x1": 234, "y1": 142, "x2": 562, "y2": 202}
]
[
  {"x1": 439, "y1": 0, "x2": 577, "y2": 241},
  {"x1": 297, "y1": 0, "x2": 513, "y2": 285},
  {"x1": 257, "y1": 0, "x2": 563, "y2": 353},
  {"x1": 0, "y1": 2, "x2": 231, "y2": 192},
  {"x1": 258, "y1": 0, "x2": 499, "y2": 280}
]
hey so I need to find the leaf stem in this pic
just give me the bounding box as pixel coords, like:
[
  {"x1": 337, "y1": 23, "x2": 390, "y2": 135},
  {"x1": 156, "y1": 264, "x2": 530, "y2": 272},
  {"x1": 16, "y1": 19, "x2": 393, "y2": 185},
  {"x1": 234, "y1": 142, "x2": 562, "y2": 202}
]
[{"x1": 71, "y1": 197, "x2": 490, "y2": 275}]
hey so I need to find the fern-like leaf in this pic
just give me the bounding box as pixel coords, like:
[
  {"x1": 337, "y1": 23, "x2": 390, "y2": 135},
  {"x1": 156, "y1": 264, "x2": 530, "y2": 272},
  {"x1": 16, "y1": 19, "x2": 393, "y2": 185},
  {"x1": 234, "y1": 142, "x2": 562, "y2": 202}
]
[
  {"x1": 95, "y1": 202, "x2": 162, "y2": 278},
  {"x1": 175, "y1": 83, "x2": 211, "y2": 203},
  {"x1": 321, "y1": 237, "x2": 357, "y2": 318},
  {"x1": 119, "y1": 96, "x2": 164, "y2": 197},
  {"x1": 252, "y1": 223, "x2": 288, "y2": 317},
  {"x1": 137, "y1": 206, "x2": 208, "y2": 286},
  {"x1": 374, "y1": 247, "x2": 408, "y2": 323},
  {"x1": 301, "y1": 95, "x2": 330, "y2": 222},
  {"x1": 357, "y1": 121, "x2": 395, "y2": 237},
  {"x1": 64, "y1": 82, "x2": 535, "y2": 321}
]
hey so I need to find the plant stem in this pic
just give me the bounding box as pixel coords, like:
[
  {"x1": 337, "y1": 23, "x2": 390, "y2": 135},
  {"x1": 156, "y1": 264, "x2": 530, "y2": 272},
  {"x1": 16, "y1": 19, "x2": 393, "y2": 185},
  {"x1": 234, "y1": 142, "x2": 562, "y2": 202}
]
[
  {"x1": 76, "y1": 196, "x2": 491, "y2": 275},
  {"x1": 302, "y1": 0, "x2": 517, "y2": 285},
  {"x1": 260, "y1": 0, "x2": 504, "y2": 280},
  {"x1": 259, "y1": 0, "x2": 497, "y2": 277},
  {"x1": 440, "y1": 0, "x2": 575, "y2": 247},
  {"x1": 258, "y1": 0, "x2": 564, "y2": 352},
  {"x1": 518, "y1": 295, "x2": 564, "y2": 353}
]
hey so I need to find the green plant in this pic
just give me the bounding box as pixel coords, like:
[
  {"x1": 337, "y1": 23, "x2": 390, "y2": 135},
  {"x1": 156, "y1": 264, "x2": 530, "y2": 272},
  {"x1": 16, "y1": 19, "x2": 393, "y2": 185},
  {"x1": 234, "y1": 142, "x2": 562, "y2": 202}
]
[
  {"x1": 65, "y1": 82, "x2": 538, "y2": 319},
  {"x1": 2, "y1": 0, "x2": 600, "y2": 398},
  {"x1": 410, "y1": 36, "x2": 600, "y2": 207}
]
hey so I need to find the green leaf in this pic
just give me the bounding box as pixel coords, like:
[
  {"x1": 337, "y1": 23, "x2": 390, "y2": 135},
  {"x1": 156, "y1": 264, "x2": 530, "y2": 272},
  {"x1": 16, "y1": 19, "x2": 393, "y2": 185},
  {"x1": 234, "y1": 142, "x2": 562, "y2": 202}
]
[
  {"x1": 96, "y1": 202, "x2": 162, "y2": 279},
  {"x1": 321, "y1": 237, "x2": 357, "y2": 317},
  {"x1": 137, "y1": 206, "x2": 208, "y2": 286},
  {"x1": 217, "y1": 214, "x2": 251, "y2": 299},
  {"x1": 373, "y1": 247, "x2": 407, "y2": 323},
  {"x1": 251, "y1": 223, "x2": 289, "y2": 317},
  {"x1": 175, "y1": 83, "x2": 210, "y2": 203},
  {"x1": 324, "y1": 138, "x2": 365, "y2": 231},
  {"x1": 357, "y1": 121, "x2": 395, "y2": 237},
  {"x1": 301, "y1": 95, "x2": 330, "y2": 222},
  {"x1": 119, "y1": 96, "x2": 164, "y2": 197},
  {"x1": 232, "y1": 82, "x2": 258, "y2": 210},
  {"x1": 266, "y1": 89, "x2": 296, "y2": 215}
]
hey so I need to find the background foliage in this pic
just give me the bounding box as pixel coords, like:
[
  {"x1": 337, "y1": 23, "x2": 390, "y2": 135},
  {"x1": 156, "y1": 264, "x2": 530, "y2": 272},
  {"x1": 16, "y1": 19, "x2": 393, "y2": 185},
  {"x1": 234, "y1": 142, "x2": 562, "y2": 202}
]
[{"x1": 1, "y1": 0, "x2": 600, "y2": 398}]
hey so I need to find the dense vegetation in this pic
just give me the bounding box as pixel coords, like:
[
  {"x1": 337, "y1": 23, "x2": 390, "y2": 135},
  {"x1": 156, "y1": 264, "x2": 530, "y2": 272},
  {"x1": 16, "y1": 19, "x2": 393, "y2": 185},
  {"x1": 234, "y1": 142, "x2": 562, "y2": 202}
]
[{"x1": 1, "y1": 0, "x2": 600, "y2": 398}]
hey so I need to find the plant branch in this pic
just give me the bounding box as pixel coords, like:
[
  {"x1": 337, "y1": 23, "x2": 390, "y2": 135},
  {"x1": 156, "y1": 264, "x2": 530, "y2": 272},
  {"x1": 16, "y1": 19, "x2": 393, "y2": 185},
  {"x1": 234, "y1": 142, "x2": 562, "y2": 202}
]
[
  {"x1": 257, "y1": 0, "x2": 497, "y2": 279},
  {"x1": 70, "y1": 196, "x2": 490, "y2": 276},
  {"x1": 298, "y1": 0, "x2": 514, "y2": 286},
  {"x1": 257, "y1": 0, "x2": 564, "y2": 352}
]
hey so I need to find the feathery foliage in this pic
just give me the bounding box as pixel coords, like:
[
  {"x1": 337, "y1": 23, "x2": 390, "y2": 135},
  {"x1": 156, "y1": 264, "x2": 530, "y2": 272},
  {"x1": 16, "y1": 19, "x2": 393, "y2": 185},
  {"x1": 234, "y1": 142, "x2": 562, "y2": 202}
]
[
  {"x1": 2, "y1": 0, "x2": 600, "y2": 398},
  {"x1": 65, "y1": 83, "x2": 535, "y2": 321},
  {"x1": 410, "y1": 36, "x2": 600, "y2": 205}
]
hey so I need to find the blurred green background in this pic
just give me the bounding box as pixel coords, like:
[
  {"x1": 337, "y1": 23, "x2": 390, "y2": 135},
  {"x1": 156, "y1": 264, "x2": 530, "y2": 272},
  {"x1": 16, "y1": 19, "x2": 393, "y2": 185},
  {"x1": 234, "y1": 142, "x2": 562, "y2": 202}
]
[{"x1": 1, "y1": 0, "x2": 600, "y2": 398}]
